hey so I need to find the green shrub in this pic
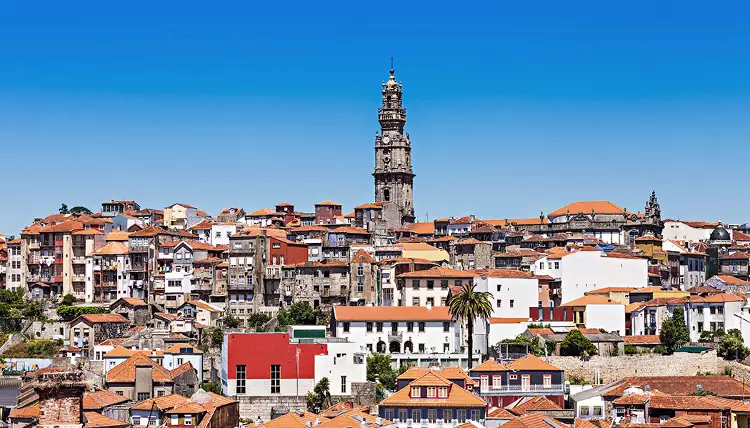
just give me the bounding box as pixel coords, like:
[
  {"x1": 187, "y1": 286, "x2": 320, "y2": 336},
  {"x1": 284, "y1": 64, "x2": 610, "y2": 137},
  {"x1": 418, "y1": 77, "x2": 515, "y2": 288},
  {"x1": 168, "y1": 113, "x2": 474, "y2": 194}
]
[
  {"x1": 624, "y1": 344, "x2": 639, "y2": 355},
  {"x1": 652, "y1": 344, "x2": 667, "y2": 355},
  {"x1": 56, "y1": 305, "x2": 109, "y2": 320}
]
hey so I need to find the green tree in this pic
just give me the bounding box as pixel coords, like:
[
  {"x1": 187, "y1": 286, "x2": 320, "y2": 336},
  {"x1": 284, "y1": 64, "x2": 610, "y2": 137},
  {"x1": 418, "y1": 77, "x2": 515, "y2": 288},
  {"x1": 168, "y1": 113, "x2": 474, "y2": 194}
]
[
  {"x1": 559, "y1": 330, "x2": 597, "y2": 357},
  {"x1": 366, "y1": 353, "x2": 398, "y2": 391},
  {"x1": 247, "y1": 312, "x2": 271, "y2": 331},
  {"x1": 699, "y1": 330, "x2": 714, "y2": 342},
  {"x1": 200, "y1": 381, "x2": 222, "y2": 394},
  {"x1": 69, "y1": 206, "x2": 92, "y2": 215},
  {"x1": 659, "y1": 307, "x2": 690, "y2": 354},
  {"x1": 690, "y1": 389, "x2": 718, "y2": 396},
  {"x1": 59, "y1": 203, "x2": 69, "y2": 214},
  {"x1": 211, "y1": 328, "x2": 224, "y2": 347},
  {"x1": 306, "y1": 377, "x2": 332, "y2": 413},
  {"x1": 276, "y1": 301, "x2": 324, "y2": 331},
  {"x1": 223, "y1": 315, "x2": 241, "y2": 329},
  {"x1": 717, "y1": 329, "x2": 750, "y2": 361},
  {"x1": 499, "y1": 334, "x2": 545, "y2": 356},
  {"x1": 61, "y1": 294, "x2": 76, "y2": 306},
  {"x1": 448, "y1": 283, "x2": 493, "y2": 369}
]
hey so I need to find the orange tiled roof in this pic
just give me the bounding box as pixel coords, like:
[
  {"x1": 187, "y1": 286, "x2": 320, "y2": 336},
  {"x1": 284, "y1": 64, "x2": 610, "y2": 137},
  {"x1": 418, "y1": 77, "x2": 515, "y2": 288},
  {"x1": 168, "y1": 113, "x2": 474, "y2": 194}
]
[
  {"x1": 8, "y1": 403, "x2": 40, "y2": 419},
  {"x1": 186, "y1": 299, "x2": 222, "y2": 313},
  {"x1": 501, "y1": 412, "x2": 570, "y2": 428},
  {"x1": 614, "y1": 393, "x2": 651, "y2": 405},
  {"x1": 317, "y1": 410, "x2": 388, "y2": 428},
  {"x1": 351, "y1": 249, "x2": 376, "y2": 264},
  {"x1": 509, "y1": 395, "x2": 563, "y2": 415},
  {"x1": 84, "y1": 411, "x2": 129, "y2": 428},
  {"x1": 734, "y1": 231, "x2": 750, "y2": 242},
  {"x1": 316, "y1": 200, "x2": 342, "y2": 206},
  {"x1": 130, "y1": 393, "x2": 190, "y2": 411},
  {"x1": 189, "y1": 219, "x2": 214, "y2": 230},
  {"x1": 380, "y1": 372, "x2": 485, "y2": 407},
  {"x1": 40, "y1": 220, "x2": 84, "y2": 233},
  {"x1": 562, "y1": 295, "x2": 622, "y2": 307},
  {"x1": 170, "y1": 362, "x2": 196, "y2": 379},
  {"x1": 548, "y1": 201, "x2": 624, "y2": 217},
  {"x1": 329, "y1": 226, "x2": 370, "y2": 235},
  {"x1": 507, "y1": 354, "x2": 562, "y2": 371},
  {"x1": 488, "y1": 408, "x2": 517, "y2": 418},
  {"x1": 113, "y1": 297, "x2": 148, "y2": 308},
  {"x1": 264, "y1": 411, "x2": 330, "y2": 428},
  {"x1": 585, "y1": 287, "x2": 638, "y2": 294},
  {"x1": 106, "y1": 353, "x2": 174, "y2": 383},
  {"x1": 83, "y1": 389, "x2": 130, "y2": 410},
  {"x1": 623, "y1": 335, "x2": 661, "y2": 345},
  {"x1": 408, "y1": 222, "x2": 434, "y2": 235},
  {"x1": 334, "y1": 305, "x2": 452, "y2": 322},
  {"x1": 72, "y1": 229, "x2": 104, "y2": 236},
  {"x1": 166, "y1": 343, "x2": 203, "y2": 354},
  {"x1": 603, "y1": 376, "x2": 750, "y2": 398},
  {"x1": 713, "y1": 276, "x2": 750, "y2": 285},
  {"x1": 476, "y1": 269, "x2": 535, "y2": 279},
  {"x1": 73, "y1": 313, "x2": 130, "y2": 324},
  {"x1": 397, "y1": 366, "x2": 472, "y2": 382}
]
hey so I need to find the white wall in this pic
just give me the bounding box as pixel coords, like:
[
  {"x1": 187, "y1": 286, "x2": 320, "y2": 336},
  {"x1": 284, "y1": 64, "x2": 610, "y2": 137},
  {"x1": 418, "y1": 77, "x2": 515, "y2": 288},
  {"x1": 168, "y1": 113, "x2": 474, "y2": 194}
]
[
  {"x1": 554, "y1": 251, "x2": 647, "y2": 302},
  {"x1": 487, "y1": 322, "x2": 530, "y2": 345},
  {"x1": 313, "y1": 341, "x2": 366, "y2": 396},
  {"x1": 211, "y1": 224, "x2": 236, "y2": 246},
  {"x1": 663, "y1": 221, "x2": 714, "y2": 242},
  {"x1": 164, "y1": 352, "x2": 204, "y2": 383},
  {"x1": 585, "y1": 304, "x2": 625, "y2": 335},
  {"x1": 335, "y1": 319, "x2": 459, "y2": 354},
  {"x1": 476, "y1": 277, "x2": 540, "y2": 318}
]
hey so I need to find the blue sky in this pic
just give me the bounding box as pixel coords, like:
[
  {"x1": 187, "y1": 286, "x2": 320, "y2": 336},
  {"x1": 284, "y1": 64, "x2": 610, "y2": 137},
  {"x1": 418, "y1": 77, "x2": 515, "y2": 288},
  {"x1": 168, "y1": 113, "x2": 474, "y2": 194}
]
[{"x1": 1, "y1": 1, "x2": 749, "y2": 233}]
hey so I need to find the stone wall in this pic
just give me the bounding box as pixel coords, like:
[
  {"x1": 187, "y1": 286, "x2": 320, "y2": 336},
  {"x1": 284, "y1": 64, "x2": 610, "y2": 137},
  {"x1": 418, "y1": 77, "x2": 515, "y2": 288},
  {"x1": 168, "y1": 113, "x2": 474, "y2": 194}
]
[
  {"x1": 29, "y1": 320, "x2": 68, "y2": 340},
  {"x1": 236, "y1": 395, "x2": 307, "y2": 422},
  {"x1": 349, "y1": 381, "x2": 377, "y2": 406},
  {"x1": 544, "y1": 351, "x2": 723, "y2": 383}
]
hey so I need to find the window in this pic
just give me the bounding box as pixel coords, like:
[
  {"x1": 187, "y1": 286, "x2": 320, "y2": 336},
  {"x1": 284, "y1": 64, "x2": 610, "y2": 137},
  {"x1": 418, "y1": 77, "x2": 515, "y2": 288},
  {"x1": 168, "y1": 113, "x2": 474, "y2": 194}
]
[
  {"x1": 412, "y1": 297, "x2": 420, "y2": 306},
  {"x1": 376, "y1": 322, "x2": 383, "y2": 332},
  {"x1": 438, "y1": 386, "x2": 448, "y2": 398},
  {"x1": 428, "y1": 408, "x2": 438, "y2": 423},
  {"x1": 341, "y1": 376, "x2": 347, "y2": 393},
  {"x1": 398, "y1": 409, "x2": 407, "y2": 422},
  {"x1": 343, "y1": 322, "x2": 350, "y2": 333},
  {"x1": 443, "y1": 322, "x2": 450, "y2": 332},
  {"x1": 454, "y1": 280, "x2": 462, "y2": 286},
  {"x1": 497, "y1": 284, "x2": 502, "y2": 291},
  {"x1": 471, "y1": 410, "x2": 481, "y2": 421},
  {"x1": 419, "y1": 343, "x2": 425, "y2": 353},
  {"x1": 157, "y1": 390, "x2": 165, "y2": 397},
  {"x1": 426, "y1": 297, "x2": 434, "y2": 306},
  {"x1": 236, "y1": 365, "x2": 246, "y2": 394},
  {"x1": 271, "y1": 364, "x2": 280, "y2": 394},
  {"x1": 496, "y1": 299, "x2": 501, "y2": 307},
  {"x1": 411, "y1": 386, "x2": 421, "y2": 397},
  {"x1": 412, "y1": 408, "x2": 421, "y2": 421},
  {"x1": 509, "y1": 374, "x2": 518, "y2": 380},
  {"x1": 456, "y1": 409, "x2": 466, "y2": 422},
  {"x1": 185, "y1": 415, "x2": 193, "y2": 425},
  {"x1": 441, "y1": 280, "x2": 449, "y2": 290},
  {"x1": 539, "y1": 262, "x2": 544, "y2": 269},
  {"x1": 115, "y1": 390, "x2": 123, "y2": 395},
  {"x1": 543, "y1": 374, "x2": 552, "y2": 388},
  {"x1": 580, "y1": 406, "x2": 590, "y2": 416},
  {"x1": 493, "y1": 375, "x2": 501, "y2": 389},
  {"x1": 133, "y1": 416, "x2": 141, "y2": 425},
  {"x1": 510, "y1": 299, "x2": 514, "y2": 308},
  {"x1": 407, "y1": 322, "x2": 414, "y2": 332},
  {"x1": 418, "y1": 322, "x2": 425, "y2": 332},
  {"x1": 427, "y1": 386, "x2": 436, "y2": 397},
  {"x1": 366, "y1": 322, "x2": 373, "y2": 332},
  {"x1": 480, "y1": 375, "x2": 489, "y2": 391},
  {"x1": 593, "y1": 406, "x2": 603, "y2": 417},
  {"x1": 554, "y1": 262, "x2": 560, "y2": 269},
  {"x1": 384, "y1": 408, "x2": 394, "y2": 421},
  {"x1": 412, "y1": 280, "x2": 420, "y2": 290}
]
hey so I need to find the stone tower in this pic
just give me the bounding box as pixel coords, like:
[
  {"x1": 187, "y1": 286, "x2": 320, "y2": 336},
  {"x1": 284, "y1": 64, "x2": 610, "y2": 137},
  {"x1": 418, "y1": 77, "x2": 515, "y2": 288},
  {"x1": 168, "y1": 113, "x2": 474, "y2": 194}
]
[{"x1": 373, "y1": 67, "x2": 415, "y2": 226}]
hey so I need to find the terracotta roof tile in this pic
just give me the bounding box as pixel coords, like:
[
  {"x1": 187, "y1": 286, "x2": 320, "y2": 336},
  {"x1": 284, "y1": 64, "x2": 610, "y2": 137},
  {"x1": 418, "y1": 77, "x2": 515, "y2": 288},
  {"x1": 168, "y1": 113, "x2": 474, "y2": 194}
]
[
  {"x1": 165, "y1": 343, "x2": 203, "y2": 354},
  {"x1": 351, "y1": 249, "x2": 376, "y2": 264},
  {"x1": 8, "y1": 403, "x2": 40, "y2": 419},
  {"x1": 398, "y1": 266, "x2": 476, "y2": 278},
  {"x1": 510, "y1": 396, "x2": 563, "y2": 415},
  {"x1": 72, "y1": 313, "x2": 130, "y2": 324},
  {"x1": 334, "y1": 305, "x2": 452, "y2": 322},
  {"x1": 83, "y1": 411, "x2": 129, "y2": 428},
  {"x1": 130, "y1": 394, "x2": 190, "y2": 411},
  {"x1": 397, "y1": 366, "x2": 472, "y2": 382},
  {"x1": 488, "y1": 408, "x2": 517, "y2": 418},
  {"x1": 562, "y1": 295, "x2": 622, "y2": 307},
  {"x1": 83, "y1": 389, "x2": 130, "y2": 410},
  {"x1": 380, "y1": 372, "x2": 485, "y2": 407},
  {"x1": 548, "y1": 201, "x2": 624, "y2": 218},
  {"x1": 106, "y1": 353, "x2": 174, "y2": 383},
  {"x1": 263, "y1": 411, "x2": 330, "y2": 428},
  {"x1": 501, "y1": 412, "x2": 570, "y2": 428},
  {"x1": 316, "y1": 200, "x2": 342, "y2": 206},
  {"x1": 623, "y1": 335, "x2": 661, "y2": 345},
  {"x1": 185, "y1": 299, "x2": 222, "y2": 313},
  {"x1": 489, "y1": 317, "x2": 531, "y2": 324},
  {"x1": 713, "y1": 275, "x2": 750, "y2": 285},
  {"x1": 603, "y1": 376, "x2": 750, "y2": 398}
]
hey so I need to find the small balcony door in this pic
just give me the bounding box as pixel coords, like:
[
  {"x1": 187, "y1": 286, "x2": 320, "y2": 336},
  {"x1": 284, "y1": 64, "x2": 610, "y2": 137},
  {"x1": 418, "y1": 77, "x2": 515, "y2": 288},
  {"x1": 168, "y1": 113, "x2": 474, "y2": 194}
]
[{"x1": 521, "y1": 375, "x2": 531, "y2": 391}]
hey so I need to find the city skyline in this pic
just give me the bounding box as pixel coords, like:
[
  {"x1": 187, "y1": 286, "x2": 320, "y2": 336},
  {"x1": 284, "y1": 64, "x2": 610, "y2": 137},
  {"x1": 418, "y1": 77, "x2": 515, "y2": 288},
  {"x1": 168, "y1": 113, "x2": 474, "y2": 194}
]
[{"x1": 2, "y1": 1, "x2": 750, "y2": 233}]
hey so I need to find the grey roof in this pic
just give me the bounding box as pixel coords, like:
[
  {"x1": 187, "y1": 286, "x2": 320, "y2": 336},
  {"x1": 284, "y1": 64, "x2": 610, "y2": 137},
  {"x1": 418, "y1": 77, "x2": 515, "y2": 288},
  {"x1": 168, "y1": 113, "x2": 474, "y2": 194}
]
[
  {"x1": 711, "y1": 224, "x2": 731, "y2": 241},
  {"x1": 570, "y1": 380, "x2": 624, "y2": 402}
]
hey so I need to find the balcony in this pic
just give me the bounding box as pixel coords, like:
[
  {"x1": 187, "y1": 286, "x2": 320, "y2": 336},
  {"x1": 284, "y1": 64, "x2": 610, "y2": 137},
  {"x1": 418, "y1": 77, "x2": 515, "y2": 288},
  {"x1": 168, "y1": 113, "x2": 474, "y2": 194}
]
[
  {"x1": 72, "y1": 256, "x2": 86, "y2": 264},
  {"x1": 129, "y1": 246, "x2": 149, "y2": 253},
  {"x1": 388, "y1": 332, "x2": 403, "y2": 343},
  {"x1": 40, "y1": 256, "x2": 55, "y2": 265},
  {"x1": 228, "y1": 283, "x2": 253, "y2": 291},
  {"x1": 72, "y1": 274, "x2": 86, "y2": 282},
  {"x1": 478, "y1": 383, "x2": 565, "y2": 395},
  {"x1": 131, "y1": 279, "x2": 145, "y2": 288},
  {"x1": 28, "y1": 242, "x2": 40, "y2": 250}
]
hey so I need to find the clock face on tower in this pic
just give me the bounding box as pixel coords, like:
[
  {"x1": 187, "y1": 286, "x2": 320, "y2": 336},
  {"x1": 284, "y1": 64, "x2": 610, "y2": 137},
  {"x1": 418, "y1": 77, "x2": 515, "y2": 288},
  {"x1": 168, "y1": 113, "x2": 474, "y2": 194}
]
[{"x1": 382, "y1": 136, "x2": 391, "y2": 145}]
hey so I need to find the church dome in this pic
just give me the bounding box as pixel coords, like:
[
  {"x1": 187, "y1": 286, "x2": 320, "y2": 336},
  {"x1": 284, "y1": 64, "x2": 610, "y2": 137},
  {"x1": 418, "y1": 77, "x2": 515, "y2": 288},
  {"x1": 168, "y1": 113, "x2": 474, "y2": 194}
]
[{"x1": 710, "y1": 222, "x2": 730, "y2": 241}]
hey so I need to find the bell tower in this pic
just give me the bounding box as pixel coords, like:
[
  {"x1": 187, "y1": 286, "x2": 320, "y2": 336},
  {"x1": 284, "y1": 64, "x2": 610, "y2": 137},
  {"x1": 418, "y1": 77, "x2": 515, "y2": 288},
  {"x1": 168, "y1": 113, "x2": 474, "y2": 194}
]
[{"x1": 373, "y1": 65, "x2": 415, "y2": 226}]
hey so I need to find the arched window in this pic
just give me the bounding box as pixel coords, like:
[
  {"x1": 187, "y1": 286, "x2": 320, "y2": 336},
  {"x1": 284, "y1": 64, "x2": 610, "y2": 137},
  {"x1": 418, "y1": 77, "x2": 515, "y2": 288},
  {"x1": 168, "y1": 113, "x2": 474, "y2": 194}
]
[
  {"x1": 404, "y1": 340, "x2": 413, "y2": 353},
  {"x1": 389, "y1": 341, "x2": 401, "y2": 353},
  {"x1": 377, "y1": 340, "x2": 386, "y2": 353},
  {"x1": 384, "y1": 189, "x2": 390, "y2": 201}
]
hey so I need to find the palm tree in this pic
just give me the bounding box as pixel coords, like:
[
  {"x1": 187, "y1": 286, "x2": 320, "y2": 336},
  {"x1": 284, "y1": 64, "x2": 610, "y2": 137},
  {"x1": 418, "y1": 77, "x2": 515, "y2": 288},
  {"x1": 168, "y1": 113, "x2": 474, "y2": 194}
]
[{"x1": 448, "y1": 283, "x2": 493, "y2": 369}]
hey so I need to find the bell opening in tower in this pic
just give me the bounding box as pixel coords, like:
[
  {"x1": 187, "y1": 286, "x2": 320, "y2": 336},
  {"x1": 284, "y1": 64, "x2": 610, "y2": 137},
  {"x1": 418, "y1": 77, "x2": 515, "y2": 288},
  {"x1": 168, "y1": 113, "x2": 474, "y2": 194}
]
[{"x1": 384, "y1": 189, "x2": 390, "y2": 202}]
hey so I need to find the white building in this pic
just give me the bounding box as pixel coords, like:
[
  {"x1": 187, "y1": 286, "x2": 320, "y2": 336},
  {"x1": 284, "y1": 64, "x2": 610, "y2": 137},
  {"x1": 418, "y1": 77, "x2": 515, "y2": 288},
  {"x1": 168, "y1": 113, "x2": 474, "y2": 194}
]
[
  {"x1": 6, "y1": 240, "x2": 22, "y2": 291},
  {"x1": 531, "y1": 247, "x2": 648, "y2": 303},
  {"x1": 163, "y1": 343, "x2": 204, "y2": 383},
  {"x1": 561, "y1": 295, "x2": 626, "y2": 335},
  {"x1": 396, "y1": 267, "x2": 476, "y2": 307},
  {"x1": 472, "y1": 269, "x2": 540, "y2": 354},
  {"x1": 88, "y1": 242, "x2": 131, "y2": 302},
  {"x1": 663, "y1": 220, "x2": 721, "y2": 243},
  {"x1": 331, "y1": 305, "x2": 461, "y2": 355}
]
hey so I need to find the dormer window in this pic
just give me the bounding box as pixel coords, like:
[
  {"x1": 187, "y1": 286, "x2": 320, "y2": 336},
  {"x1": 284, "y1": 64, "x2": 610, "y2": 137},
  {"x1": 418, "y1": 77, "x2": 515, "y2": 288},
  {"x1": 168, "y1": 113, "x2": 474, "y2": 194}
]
[
  {"x1": 438, "y1": 387, "x2": 448, "y2": 398},
  {"x1": 411, "y1": 386, "x2": 420, "y2": 398},
  {"x1": 427, "y1": 387, "x2": 436, "y2": 398}
]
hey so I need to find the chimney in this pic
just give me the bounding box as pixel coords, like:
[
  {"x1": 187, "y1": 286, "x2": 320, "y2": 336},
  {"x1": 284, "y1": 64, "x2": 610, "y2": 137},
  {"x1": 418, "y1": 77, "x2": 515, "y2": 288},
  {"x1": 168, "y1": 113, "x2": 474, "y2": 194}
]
[{"x1": 32, "y1": 370, "x2": 86, "y2": 427}]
